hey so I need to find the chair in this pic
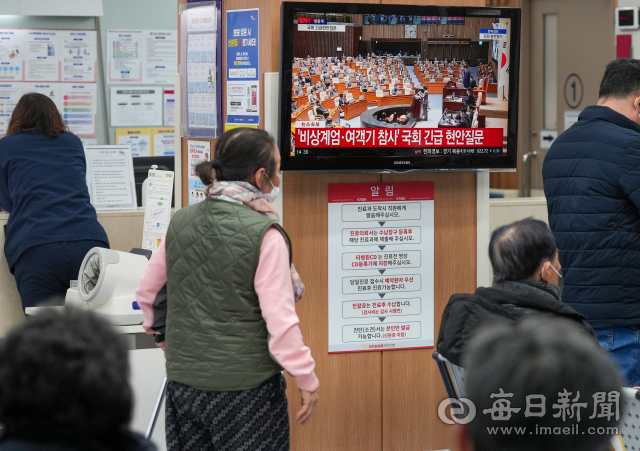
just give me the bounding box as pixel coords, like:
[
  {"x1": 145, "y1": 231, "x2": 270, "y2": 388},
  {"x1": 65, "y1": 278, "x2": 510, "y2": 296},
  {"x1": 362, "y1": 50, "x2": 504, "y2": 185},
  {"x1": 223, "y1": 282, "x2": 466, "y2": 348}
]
[
  {"x1": 307, "y1": 86, "x2": 313, "y2": 94},
  {"x1": 433, "y1": 351, "x2": 468, "y2": 402},
  {"x1": 376, "y1": 90, "x2": 384, "y2": 98},
  {"x1": 334, "y1": 97, "x2": 340, "y2": 108},
  {"x1": 346, "y1": 92, "x2": 354, "y2": 103},
  {"x1": 404, "y1": 88, "x2": 411, "y2": 95}
]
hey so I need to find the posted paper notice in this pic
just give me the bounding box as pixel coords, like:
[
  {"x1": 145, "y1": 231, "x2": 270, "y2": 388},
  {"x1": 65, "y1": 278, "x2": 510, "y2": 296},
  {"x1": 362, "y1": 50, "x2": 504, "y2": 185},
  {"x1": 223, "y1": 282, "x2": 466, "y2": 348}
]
[{"x1": 327, "y1": 182, "x2": 435, "y2": 353}]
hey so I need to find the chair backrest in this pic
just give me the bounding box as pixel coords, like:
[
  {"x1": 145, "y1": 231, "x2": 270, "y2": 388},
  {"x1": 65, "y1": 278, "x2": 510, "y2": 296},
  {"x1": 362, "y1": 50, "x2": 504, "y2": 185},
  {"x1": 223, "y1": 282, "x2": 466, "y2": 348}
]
[
  {"x1": 617, "y1": 388, "x2": 640, "y2": 450},
  {"x1": 376, "y1": 89, "x2": 384, "y2": 98},
  {"x1": 432, "y1": 351, "x2": 468, "y2": 399},
  {"x1": 307, "y1": 86, "x2": 312, "y2": 94},
  {"x1": 319, "y1": 92, "x2": 328, "y2": 101},
  {"x1": 334, "y1": 97, "x2": 340, "y2": 107},
  {"x1": 307, "y1": 109, "x2": 315, "y2": 121},
  {"x1": 294, "y1": 81, "x2": 299, "y2": 88},
  {"x1": 443, "y1": 77, "x2": 450, "y2": 83},
  {"x1": 404, "y1": 88, "x2": 411, "y2": 95}
]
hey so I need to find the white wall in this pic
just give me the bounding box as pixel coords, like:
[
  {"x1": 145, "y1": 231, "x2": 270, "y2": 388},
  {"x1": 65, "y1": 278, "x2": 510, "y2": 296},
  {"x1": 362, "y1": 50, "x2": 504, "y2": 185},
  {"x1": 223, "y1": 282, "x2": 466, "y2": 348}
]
[
  {"x1": 0, "y1": 0, "x2": 177, "y2": 145},
  {"x1": 617, "y1": 0, "x2": 640, "y2": 59}
]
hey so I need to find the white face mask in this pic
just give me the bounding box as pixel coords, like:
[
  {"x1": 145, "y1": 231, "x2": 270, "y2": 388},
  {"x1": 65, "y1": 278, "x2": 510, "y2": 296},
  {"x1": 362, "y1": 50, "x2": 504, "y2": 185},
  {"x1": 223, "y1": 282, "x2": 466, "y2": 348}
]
[{"x1": 264, "y1": 175, "x2": 280, "y2": 203}]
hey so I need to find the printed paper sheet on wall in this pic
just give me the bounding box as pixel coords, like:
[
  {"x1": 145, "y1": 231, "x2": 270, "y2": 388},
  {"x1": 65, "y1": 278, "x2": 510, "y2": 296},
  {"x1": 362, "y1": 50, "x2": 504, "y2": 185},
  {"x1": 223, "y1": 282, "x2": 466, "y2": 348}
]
[{"x1": 328, "y1": 182, "x2": 434, "y2": 353}]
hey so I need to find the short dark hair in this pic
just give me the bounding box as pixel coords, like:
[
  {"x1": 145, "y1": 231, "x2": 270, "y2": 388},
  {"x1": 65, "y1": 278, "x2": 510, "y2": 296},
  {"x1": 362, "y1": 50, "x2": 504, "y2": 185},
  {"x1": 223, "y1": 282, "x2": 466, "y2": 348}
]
[
  {"x1": 0, "y1": 309, "x2": 132, "y2": 438},
  {"x1": 599, "y1": 58, "x2": 640, "y2": 99},
  {"x1": 489, "y1": 217, "x2": 557, "y2": 282},
  {"x1": 464, "y1": 317, "x2": 623, "y2": 451},
  {"x1": 7, "y1": 92, "x2": 69, "y2": 138},
  {"x1": 196, "y1": 127, "x2": 277, "y2": 185}
]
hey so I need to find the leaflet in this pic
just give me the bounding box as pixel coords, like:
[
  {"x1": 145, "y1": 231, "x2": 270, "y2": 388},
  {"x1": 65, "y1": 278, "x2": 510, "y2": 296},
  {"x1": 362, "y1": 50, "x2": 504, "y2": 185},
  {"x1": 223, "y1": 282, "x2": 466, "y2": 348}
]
[
  {"x1": 24, "y1": 30, "x2": 59, "y2": 81},
  {"x1": 153, "y1": 127, "x2": 175, "y2": 156},
  {"x1": 0, "y1": 82, "x2": 23, "y2": 135},
  {"x1": 60, "y1": 83, "x2": 97, "y2": 137},
  {"x1": 142, "y1": 169, "x2": 174, "y2": 252},
  {"x1": 60, "y1": 30, "x2": 97, "y2": 83},
  {"x1": 23, "y1": 82, "x2": 60, "y2": 109},
  {"x1": 0, "y1": 29, "x2": 24, "y2": 81},
  {"x1": 110, "y1": 88, "x2": 163, "y2": 127},
  {"x1": 107, "y1": 30, "x2": 143, "y2": 83},
  {"x1": 143, "y1": 30, "x2": 177, "y2": 85}
]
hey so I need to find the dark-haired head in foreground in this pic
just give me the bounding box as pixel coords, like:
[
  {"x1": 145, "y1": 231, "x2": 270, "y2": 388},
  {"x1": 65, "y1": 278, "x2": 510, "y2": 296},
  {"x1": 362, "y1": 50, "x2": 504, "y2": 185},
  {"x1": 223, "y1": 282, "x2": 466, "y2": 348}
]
[
  {"x1": 460, "y1": 317, "x2": 623, "y2": 451},
  {"x1": 0, "y1": 309, "x2": 155, "y2": 451},
  {"x1": 598, "y1": 58, "x2": 640, "y2": 126}
]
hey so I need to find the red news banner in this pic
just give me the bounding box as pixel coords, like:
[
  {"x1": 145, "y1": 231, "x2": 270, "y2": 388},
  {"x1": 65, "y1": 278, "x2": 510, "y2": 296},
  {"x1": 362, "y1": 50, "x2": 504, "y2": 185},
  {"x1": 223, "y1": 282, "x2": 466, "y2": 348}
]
[{"x1": 296, "y1": 127, "x2": 504, "y2": 148}]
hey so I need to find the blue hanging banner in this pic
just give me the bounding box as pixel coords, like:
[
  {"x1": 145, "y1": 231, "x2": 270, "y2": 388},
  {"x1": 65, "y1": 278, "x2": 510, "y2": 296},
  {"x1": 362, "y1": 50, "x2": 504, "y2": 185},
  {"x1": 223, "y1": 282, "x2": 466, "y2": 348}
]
[{"x1": 225, "y1": 9, "x2": 260, "y2": 126}]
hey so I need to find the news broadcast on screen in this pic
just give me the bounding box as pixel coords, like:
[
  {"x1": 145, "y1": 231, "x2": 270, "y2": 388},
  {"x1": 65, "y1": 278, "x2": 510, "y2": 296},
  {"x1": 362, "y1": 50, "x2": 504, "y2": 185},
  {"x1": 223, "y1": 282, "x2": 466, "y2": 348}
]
[{"x1": 279, "y1": 3, "x2": 521, "y2": 172}]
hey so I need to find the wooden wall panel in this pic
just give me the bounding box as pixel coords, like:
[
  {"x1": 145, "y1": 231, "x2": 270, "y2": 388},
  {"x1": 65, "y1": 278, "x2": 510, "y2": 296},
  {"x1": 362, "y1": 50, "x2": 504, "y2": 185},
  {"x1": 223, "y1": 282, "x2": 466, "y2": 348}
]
[
  {"x1": 293, "y1": 26, "x2": 360, "y2": 58},
  {"x1": 363, "y1": 17, "x2": 494, "y2": 41},
  {"x1": 283, "y1": 173, "x2": 383, "y2": 451},
  {"x1": 380, "y1": 172, "x2": 477, "y2": 451}
]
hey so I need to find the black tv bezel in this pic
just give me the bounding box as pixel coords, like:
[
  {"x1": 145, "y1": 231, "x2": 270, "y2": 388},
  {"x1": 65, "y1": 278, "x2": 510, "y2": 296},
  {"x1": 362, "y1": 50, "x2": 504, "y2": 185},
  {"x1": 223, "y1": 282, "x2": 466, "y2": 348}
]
[{"x1": 278, "y1": 2, "x2": 521, "y2": 173}]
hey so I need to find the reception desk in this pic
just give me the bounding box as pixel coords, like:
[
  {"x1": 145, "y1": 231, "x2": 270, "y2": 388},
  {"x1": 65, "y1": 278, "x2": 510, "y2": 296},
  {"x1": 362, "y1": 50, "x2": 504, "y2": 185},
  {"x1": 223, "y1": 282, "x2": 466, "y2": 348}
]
[{"x1": 0, "y1": 209, "x2": 173, "y2": 336}]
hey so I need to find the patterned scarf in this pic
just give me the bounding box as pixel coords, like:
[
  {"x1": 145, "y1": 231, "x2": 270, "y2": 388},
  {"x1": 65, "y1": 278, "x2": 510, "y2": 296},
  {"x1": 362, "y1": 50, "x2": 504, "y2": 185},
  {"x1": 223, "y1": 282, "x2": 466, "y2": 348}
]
[{"x1": 204, "y1": 181, "x2": 305, "y2": 302}]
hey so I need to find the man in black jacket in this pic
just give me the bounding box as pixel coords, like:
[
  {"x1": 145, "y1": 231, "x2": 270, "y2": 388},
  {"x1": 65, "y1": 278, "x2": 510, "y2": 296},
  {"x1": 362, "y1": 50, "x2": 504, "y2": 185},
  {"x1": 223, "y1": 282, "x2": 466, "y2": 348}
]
[
  {"x1": 543, "y1": 58, "x2": 640, "y2": 386},
  {"x1": 437, "y1": 218, "x2": 592, "y2": 367}
]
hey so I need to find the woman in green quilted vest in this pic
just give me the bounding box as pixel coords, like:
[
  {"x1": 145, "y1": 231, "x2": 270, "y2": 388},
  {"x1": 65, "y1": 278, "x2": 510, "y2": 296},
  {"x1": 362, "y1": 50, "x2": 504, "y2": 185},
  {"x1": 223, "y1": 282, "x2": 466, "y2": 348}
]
[{"x1": 136, "y1": 128, "x2": 319, "y2": 450}]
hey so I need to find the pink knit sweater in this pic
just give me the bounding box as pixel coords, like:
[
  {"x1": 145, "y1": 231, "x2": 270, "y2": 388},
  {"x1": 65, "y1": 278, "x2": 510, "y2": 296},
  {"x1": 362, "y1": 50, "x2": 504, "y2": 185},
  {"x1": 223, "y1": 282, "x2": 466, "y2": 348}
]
[{"x1": 135, "y1": 227, "x2": 319, "y2": 392}]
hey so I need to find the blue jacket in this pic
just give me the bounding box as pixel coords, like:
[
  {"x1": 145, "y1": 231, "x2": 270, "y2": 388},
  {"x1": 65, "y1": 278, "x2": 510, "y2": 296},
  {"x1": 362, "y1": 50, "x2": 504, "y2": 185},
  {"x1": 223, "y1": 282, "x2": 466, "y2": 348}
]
[
  {"x1": 543, "y1": 105, "x2": 640, "y2": 328},
  {"x1": 0, "y1": 131, "x2": 108, "y2": 269}
]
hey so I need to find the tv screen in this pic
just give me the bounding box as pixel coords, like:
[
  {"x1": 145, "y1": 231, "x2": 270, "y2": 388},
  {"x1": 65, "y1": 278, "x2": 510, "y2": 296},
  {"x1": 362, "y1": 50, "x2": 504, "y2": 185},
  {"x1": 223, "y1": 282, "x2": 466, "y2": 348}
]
[{"x1": 281, "y1": 2, "x2": 521, "y2": 172}]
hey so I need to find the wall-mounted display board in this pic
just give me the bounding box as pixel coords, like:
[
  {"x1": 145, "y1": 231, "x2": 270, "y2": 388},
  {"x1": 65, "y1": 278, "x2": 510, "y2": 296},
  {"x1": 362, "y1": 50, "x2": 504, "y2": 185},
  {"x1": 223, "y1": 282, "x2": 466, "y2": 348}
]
[
  {"x1": 179, "y1": 0, "x2": 222, "y2": 139},
  {"x1": 0, "y1": 28, "x2": 98, "y2": 138}
]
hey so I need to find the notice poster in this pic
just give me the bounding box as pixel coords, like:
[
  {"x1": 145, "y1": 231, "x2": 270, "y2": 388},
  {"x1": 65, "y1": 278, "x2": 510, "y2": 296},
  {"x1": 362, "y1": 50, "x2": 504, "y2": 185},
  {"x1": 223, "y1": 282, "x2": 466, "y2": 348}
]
[
  {"x1": 110, "y1": 88, "x2": 163, "y2": 127},
  {"x1": 24, "y1": 30, "x2": 59, "y2": 82},
  {"x1": 0, "y1": 82, "x2": 23, "y2": 135},
  {"x1": 60, "y1": 83, "x2": 97, "y2": 137},
  {"x1": 225, "y1": 9, "x2": 259, "y2": 126},
  {"x1": 187, "y1": 4, "x2": 217, "y2": 32},
  {"x1": 163, "y1": 89, "x2": 175, "y2": 126},
  {"x1": 84, "y1": 145, "x2": 137, "y2": 210},
  {"x1": 24, "y1": 82, "x2": 60, "y2": 108},
  {"x1": 60, "y1": 30, "x2": 97, "y2": 83},
  {"x1": 152, "y1": 127, "x2": 175, "y2": 156},
  {"x1": 107, "y1": 30, "x2": 143, "y2": 83},
  {"x1": 188, "y1": 140, "x2": 209, "y2": 205},
  {"x1": 0, "y1": 29, "x2": 24, "y2": 81},
  {"x1": 143, "y1": 30, "x2": 178, "y2": 85},
  {"x1": 115, "y1": 128, "x2": 153, "y2": 157},
  {"x1": 327, "y1": 182, "x2": 435, "y2": 353},
  {"x1": 142, "y1": 169, "x2": 174, "y2": 252},
  {"x1": 186, "y1": 32, "x2": 217, "y2": 129}
]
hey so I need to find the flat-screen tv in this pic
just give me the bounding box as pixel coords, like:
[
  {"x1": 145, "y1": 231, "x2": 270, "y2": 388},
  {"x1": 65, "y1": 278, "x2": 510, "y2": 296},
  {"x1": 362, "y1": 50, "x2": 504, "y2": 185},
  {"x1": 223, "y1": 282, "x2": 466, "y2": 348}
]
[{"x1": 281, "y1": 2, "x2": 521, "y2": 172}]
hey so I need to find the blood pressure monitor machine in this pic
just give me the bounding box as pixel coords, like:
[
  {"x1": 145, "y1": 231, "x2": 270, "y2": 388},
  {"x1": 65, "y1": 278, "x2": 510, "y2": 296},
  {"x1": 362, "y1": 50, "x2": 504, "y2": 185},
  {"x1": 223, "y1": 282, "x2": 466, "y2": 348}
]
[{"x1": 65, "y1": 247, "x2": 151, "y2": 325}]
